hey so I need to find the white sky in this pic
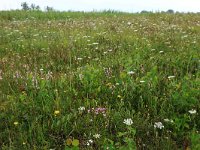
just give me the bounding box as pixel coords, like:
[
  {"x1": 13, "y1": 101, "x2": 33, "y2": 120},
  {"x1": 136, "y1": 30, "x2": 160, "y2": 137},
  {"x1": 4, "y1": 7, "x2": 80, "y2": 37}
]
[{"x1": 0, "y1": 0, "x2": 200, "y2": 12}]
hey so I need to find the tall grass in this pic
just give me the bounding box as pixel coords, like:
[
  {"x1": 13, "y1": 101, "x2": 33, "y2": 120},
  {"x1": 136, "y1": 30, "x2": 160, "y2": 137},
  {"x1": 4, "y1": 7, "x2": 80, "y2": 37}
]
[{"x1": 0, "y1": 11, "x2": 199, "y2": 149}]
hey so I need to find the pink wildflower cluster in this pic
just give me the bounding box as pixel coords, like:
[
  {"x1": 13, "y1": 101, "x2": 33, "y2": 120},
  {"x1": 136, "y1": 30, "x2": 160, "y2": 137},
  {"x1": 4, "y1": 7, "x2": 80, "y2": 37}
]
[{"x1": 88, "y1": 107, "x2": 107, "y2": 116}]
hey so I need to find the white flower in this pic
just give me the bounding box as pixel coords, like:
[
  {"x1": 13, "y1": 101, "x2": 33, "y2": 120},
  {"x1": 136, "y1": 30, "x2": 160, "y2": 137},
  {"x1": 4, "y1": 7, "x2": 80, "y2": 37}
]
[
  {"x1": 168, "y1": 76, "x2": 175, "y2": 79},
  {"x1": 78, "y1": 106, "x2": 85, "y2": 111},
  {"x1": 86, "y1": 139, "x2": 93, "y2": 146},
  {"x1": 154, "y1": 122, "x2": 164, "y2": 129},
  {"x1": 93, "y1": 133, "x2": 101, "y2": 139},
  {"x1": 92, "y1": 42, "x2": 99, "y2": 45},
  {"x1": 127, "y1": 71, "x2": 135, "y2": 75},
  {"x1": 77, "y1": 57, "x2": 83, "y2": 60},
  {"x1": 164, "y1": 118, "x2": 174, "y2": 123},
  {"x1": 103, "y1": 51, "x2": 108, "y2": 54},
  {"x1": 116, "y1": 83, "x2": 120, "y2": 86},
  {"x1": 123, "y1": 118, "x2": 133, "y2": 126},
  {"x1": 140, "y1": 80, "x2": 145, "y2": 83},
  {"x1": 188, "y1": 109, "x2": 197, "y2": 114},
  {"x1": 88, "y1": 139, "x2": 93, "y2": 143},
  {"x1": 127, "y1": 22, "x2": 131, "y2": 25}
]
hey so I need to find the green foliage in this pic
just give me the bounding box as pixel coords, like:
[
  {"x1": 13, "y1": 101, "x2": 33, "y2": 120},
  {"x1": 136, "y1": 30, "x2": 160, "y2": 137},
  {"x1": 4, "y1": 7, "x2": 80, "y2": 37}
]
[{"x1": 0, "y1": 11, "x2": 199, "y2": 149}]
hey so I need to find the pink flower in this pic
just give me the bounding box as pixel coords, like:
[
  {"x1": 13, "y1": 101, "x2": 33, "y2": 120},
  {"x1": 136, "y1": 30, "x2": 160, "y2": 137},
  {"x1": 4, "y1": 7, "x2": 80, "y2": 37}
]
[{"x1": 88, "y1": 107, "x2": 107, "y2": 115}]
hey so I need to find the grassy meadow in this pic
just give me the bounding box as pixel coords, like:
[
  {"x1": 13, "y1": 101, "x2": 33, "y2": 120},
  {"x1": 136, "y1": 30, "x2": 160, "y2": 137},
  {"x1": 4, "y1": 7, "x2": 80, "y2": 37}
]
[{"x1": 0, "y1": 11, "x2": 200, "y2": 149}]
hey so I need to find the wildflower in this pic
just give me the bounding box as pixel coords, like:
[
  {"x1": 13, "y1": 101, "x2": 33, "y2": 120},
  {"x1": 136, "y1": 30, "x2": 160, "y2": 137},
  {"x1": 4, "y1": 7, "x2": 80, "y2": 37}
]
[
  {"x1": 127, "y1": 71, "x2": 135, "y2": 75},
  {"x1": 140, "y1": 80, "x2": 145, "y2": 83},
  {"x1": 78, "y1": 106, "x2": 85, "y2": 111},
  {"x1": 127, "y1": 22, "x2": 131, "y2": 25},
  {"x1": 154, "y1": 122, "x2": 164, "y2": 129},
  {"x1": 94, "y1": 107, "x2": 106, "y2": 115},
  {"x1": 106, "y1": 82, "x2": 112, "y2": 87},
  {"x1": 164, "y1": 118, "x2": 174, "y2": 123},
  {"x1": 123, "y1": 118, "x2": 133, "y2": 126},
  {"x1": 54, "y1": 110, "x2": 60, "y2": 116},
  {"x1": 188, "y1": 109, "x2": 197, "y2": 114},
  {"x1": 14, "y1": 121, "x2": 19, "y2": 125},
  {"x1": 77, "y1": 57, "x2": 83, "y2": 60},
  {"x1": 103, "y1": 51, "x2": 108, "y2": 54},
  {"x1": 88, "y1": 107, "x2": 106, "y2": 116},
  {"x1": 86, "y1": 139, "x2": 93, "y2": 146},
  {"x1": 168, "y1": 76, "x2": 175, "y2": 79},
  {"x1": 159, "y1": 51, "x2": 164, "y2": 53},
  {"x1": 117, "y1": 95, "x2": 122, "y2": 98},
  {"x1": 93, "y1": 133, "x2": 101, "y2": 139}
]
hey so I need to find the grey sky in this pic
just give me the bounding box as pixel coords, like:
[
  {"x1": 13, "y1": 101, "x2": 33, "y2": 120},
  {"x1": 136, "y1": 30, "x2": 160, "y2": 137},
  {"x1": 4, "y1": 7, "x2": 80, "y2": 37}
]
[{"x1": 0, "y1": 0, "x2": 200, "y2": 12}]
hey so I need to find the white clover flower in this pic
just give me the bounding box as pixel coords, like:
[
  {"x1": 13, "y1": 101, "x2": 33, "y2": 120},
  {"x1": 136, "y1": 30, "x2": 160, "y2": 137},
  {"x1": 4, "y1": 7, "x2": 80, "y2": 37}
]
[
  {"x1": 78, "y1": 106, "x2": 85, "y2": 111},
  {"x1": 123, "y1": 118, "x2": 133, "y2": 126},
  {"x1": 127, "y1": 71, "x2": 135, "y2": 75},
  {"x1": 154, "y1": 122, "x2": 164, "y2": 129},
  {"x1": 188, "y1": 109, "x2": 197, "y2": 114},
  {"x1": 93, "y1": 133, "x2": 101, "y2": 139}
]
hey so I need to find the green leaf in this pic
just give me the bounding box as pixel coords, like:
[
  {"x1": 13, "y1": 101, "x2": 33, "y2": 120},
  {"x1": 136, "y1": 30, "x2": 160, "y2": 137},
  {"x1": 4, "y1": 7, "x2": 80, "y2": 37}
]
[
  {"x1": 117, "y1": 132, "x2": 127, "y2": 137},
  {"x1": 120, "y1": 72, "x2": 127, "y2": 79},
  {"x1": 72, "y1": 139, "x2": 79, "y2": 147}
]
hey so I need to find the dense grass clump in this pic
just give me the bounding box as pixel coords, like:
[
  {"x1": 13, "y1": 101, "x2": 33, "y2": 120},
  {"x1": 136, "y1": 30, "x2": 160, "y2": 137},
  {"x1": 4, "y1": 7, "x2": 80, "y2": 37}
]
[{"x1": 0, "y1": 11, "x2": 200, "y2": 149}]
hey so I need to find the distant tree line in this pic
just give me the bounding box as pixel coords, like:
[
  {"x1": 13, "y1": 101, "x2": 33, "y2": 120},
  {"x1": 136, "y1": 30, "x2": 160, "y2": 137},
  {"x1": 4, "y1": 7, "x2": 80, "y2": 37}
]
[
  {"x1": 140, "y1": 9, "x2": 177, "y2": 14},
  {"x1": 21, "y1": 2, "x2": 54, "y2": 11},
  {"x1": 20, "y1": 3, "x2": 199, "y2": 14}
]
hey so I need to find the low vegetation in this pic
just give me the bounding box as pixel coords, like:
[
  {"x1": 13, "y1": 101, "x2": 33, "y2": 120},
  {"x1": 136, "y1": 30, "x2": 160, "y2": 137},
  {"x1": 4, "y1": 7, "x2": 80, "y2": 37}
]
[{"x1": 0, "y1": 11, "x2": 199, "y2": 149}]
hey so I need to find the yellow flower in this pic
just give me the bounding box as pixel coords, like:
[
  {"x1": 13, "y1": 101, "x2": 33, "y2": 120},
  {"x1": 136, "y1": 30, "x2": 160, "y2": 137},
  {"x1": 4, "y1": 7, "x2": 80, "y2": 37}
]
[
  {"x1": 117, "y1": 95, "x2": 122, "y2": 98},
  {"x1": 106, "y1": 82, "x2": 112, "y2": 87},
  {"x1": 14, "y1": 121, "x2": 19, "y2": 125},
  {"x1": 54, "y1": 110, "x2": 60, "y2": 116}
]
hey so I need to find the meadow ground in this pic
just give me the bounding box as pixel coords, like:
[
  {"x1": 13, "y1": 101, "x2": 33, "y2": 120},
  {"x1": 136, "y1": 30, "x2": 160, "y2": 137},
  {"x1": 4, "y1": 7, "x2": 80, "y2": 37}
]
[{"x1": 0, "y1": 11, "x2": 200, "y2": 149}]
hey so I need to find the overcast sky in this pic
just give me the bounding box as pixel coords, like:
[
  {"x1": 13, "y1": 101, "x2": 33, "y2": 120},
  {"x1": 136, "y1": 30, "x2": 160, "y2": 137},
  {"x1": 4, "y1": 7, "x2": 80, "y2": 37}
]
[{"x1": 0, "y1": 0, "x2": 200, "y2": 12}]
